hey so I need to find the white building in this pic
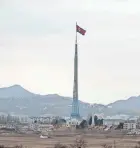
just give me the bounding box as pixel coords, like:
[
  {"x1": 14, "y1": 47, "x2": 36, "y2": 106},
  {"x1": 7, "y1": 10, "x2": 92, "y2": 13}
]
[
  {"x1": 103, "y1": 119, "x2": 125, "y2": 126},
  {"x1": 123, "y1": 122, "x2": 136, "y2": 130},
  {"x1": 66, "y1": 118, "x2": 81, "y2": 127}
]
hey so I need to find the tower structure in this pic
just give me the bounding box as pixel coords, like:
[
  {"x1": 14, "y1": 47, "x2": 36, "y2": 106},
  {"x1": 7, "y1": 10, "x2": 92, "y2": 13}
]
[
  {"x1": 71, "y1": 23, "x2": 86, "y2": 119},
  {"x1": 71, "y1": 41, "x2": 80, "y2": 118}
]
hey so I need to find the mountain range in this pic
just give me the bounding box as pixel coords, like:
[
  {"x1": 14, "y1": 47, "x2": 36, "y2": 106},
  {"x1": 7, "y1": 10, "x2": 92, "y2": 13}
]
[{"x1": 0, "y1": 85, "x2": 139, "y2": 117}]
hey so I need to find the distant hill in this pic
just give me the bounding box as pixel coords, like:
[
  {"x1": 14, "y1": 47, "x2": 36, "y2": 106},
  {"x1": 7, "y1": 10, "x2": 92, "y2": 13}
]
[
  {"x1": 0, "y1": 85, "x2": 35, "y2": 98},
  {"x1": 107, "y1": 96, "x2": 140, "y2": 115},
  {"x1": 0, "y1": 85, "x2": 139, "y2": 116}
]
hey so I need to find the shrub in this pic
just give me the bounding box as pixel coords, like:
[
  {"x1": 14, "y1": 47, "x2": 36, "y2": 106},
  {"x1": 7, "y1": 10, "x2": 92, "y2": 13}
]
[
  {"x1": 0, "y1": 145, "x2": 23, "y2": 148},
  {"x1": 101, "y1": 144, "x2": 112, "y2": 148},
  {"x1": 70, "y1": 138, "x2": 87, "y2": 148},
  {"x1": 54, "y1": 143, "x2": 68, "y2": 148},
  {"x1": 135, "y1": 141, "x2": 140, "y2": 148}
]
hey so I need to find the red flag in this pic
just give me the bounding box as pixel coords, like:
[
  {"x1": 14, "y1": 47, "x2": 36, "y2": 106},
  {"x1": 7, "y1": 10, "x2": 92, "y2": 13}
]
[{"x1": 76, "y1": 25, "x2": 86, "y2": 35}]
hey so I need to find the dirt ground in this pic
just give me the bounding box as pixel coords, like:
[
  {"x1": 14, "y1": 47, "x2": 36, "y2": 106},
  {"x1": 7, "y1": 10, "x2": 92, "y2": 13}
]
[{"x1": 0, "y1": 130, "x2": 140, "y2": 148}]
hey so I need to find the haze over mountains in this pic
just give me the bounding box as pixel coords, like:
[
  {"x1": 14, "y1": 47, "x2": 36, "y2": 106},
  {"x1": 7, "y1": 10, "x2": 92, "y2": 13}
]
[{"x1": 0, "y1": 85, "x2": 139, "y2": 117}]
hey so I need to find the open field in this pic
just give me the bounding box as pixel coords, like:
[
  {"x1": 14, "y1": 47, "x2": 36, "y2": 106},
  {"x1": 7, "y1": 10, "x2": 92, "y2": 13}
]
[{"x1": 0, "y1": 130, "x2": 140, "y2": 148}]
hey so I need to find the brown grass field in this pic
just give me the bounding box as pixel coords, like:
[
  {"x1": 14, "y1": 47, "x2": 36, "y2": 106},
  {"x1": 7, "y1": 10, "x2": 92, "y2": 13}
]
[{"x1": 0, "y1": 129, "x2": 140, "y2": 148}]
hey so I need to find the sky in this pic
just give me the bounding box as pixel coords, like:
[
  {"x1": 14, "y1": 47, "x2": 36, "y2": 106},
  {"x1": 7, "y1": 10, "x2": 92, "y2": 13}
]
[{"x1": 0, "y1": 0, "x2": 140, "y2": 104}]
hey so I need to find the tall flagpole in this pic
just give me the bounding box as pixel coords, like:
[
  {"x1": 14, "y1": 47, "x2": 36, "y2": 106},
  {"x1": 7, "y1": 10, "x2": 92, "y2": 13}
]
[
  {"x1": 76, "y1": 22, "x2": 77, "y2": 44},
  {"x1": 71, "y1": 23, "x2": 86, "y2": 118},
  {"x1": 71, "y1": 22, "x2": 80, "y2": 118},
  {"x1": 75, "y1": 22, "x2": 78, "y2": 103}
]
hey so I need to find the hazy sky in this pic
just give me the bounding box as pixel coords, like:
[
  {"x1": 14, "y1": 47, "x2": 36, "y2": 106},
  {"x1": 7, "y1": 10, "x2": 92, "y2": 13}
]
[{"x1": 0, "y1": 0, "x2": 140, "y2": 104}]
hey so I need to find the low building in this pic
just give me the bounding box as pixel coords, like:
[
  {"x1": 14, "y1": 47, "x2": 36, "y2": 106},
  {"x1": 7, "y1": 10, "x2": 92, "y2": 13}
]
[
  {"x1": 103, "y1": 119, "x2": 125, "y2": 126},
  {"x1": 66, "y1": 119, "x2": 81, "y2": 127},
  {"x1": 123, "y1": 121, "x2": 136, "y2": 130}
]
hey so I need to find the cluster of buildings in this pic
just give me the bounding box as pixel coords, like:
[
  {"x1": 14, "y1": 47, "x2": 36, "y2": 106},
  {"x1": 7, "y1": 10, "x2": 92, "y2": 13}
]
[
  {"x1": 0, "y1": 113, "x2": 29, "y2": 124},
  {"x1": 102, "y1": 115, "x2": 139, "y2": 130},
  {"x1": 0, "y1": 112, "x2": 140, "y2": 132}
]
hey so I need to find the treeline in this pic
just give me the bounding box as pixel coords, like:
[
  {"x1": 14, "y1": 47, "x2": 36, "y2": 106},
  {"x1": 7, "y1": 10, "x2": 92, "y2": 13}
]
[{"x1": 94, "y1": 115, "x2": 103, "y2": 126}]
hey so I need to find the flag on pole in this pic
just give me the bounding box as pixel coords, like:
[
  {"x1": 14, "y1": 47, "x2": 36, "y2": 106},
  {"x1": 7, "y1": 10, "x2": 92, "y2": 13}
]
[{"x1": 76, "y1": 24, "x2": 86, "y2": 35}]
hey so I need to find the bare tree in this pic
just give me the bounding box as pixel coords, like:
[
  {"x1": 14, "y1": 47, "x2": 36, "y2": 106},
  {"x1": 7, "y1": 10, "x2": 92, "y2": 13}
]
[
  {"x1": 70, "y1": 138, "x2": 87, "y2": 148},
  {"x1": 135, "y1": 141, "x2": 140, "y2": 148},
  {"x1": 54, "y1": 143, "x2": 68, "y2": 148},
  {"x1": 101, "y1": 144, "x2": 113, "y2": 148}
]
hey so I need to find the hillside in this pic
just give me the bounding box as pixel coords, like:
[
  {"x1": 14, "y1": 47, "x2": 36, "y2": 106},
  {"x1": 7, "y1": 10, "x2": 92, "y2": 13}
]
[
  {"x1": 0, "y1": 85, "x2": 139, "y2": 116},
  {"x1": 108, "y1": 96, "x2": 140, "y2": 115},
  {"x1": 0, "y1": 85, "x2": 108, "y2": 116}
]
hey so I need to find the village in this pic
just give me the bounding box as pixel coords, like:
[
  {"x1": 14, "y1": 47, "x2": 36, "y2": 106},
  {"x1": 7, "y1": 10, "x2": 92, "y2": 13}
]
[{"x1": 0, "y1": 114, "x2": 139, "y2": 137}]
